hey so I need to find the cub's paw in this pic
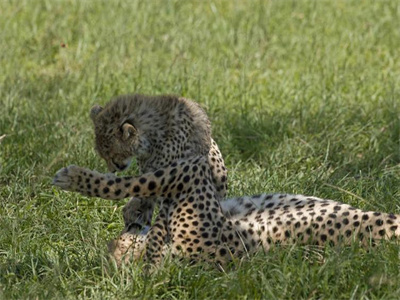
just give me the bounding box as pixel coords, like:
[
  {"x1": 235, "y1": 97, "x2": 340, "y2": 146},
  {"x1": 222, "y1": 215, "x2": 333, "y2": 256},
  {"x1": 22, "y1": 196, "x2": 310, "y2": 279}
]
[{"x1": 52, "y1": 165, "x2": 86, "y2": 192}]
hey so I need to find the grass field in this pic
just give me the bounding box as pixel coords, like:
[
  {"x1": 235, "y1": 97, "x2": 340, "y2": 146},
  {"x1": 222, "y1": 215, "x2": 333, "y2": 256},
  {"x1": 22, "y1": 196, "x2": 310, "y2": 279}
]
[{"x1": 1, "y1": 0, "x2": 400, "y2": 299}]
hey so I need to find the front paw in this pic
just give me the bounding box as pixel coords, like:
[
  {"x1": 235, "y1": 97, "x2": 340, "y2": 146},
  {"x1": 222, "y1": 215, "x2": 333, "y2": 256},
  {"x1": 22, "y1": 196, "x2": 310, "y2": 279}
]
[{"x1": 52, "y1": 165, "x2": 84, "y2": 192}]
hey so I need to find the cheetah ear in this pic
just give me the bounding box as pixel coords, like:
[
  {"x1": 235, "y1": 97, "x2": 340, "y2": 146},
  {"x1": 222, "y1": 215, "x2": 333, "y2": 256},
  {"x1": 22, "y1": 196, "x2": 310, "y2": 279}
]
[
  {"x1": 90, "y1": 105, "x2": 103, "y2": 121},
  {"x1": 121, "y1": 122, "x2": 136, "y2": 141}
]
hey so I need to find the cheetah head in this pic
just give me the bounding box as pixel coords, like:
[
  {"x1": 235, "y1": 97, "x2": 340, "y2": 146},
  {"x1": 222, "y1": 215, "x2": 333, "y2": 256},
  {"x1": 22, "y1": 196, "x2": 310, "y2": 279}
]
[
  {"x1": 107, "y1": 227, "x2": 149, "y2": 265},
  {"x1": 90, "y1": 104, "x2": 150, "y2": 172}
]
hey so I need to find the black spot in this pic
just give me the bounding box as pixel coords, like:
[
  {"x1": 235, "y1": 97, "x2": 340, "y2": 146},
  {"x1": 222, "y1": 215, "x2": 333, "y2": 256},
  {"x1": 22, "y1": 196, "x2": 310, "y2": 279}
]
[
  {"x1": 343, "y1": 218, "x2": 349, "y2": 225},
  {"x1": 107, "y1": 180, "x2": 114, "y2": 186},
  {"x1": 154, "y1": 170, "x2": 164, "y2": 177},
  {"x1": 379, "y1": 229, "x2": 386, "y2": 236},
  {"x1": 124, "y1": 182, "x2": 131, "y2": 188},
  {"x1": 375, "y1": 219, "x2": 383, "y2": 226},
  {"x1": 345, "y1": 230, "x2": 352, "y2": 237},
  {"x1": 139, "y1": 177, "x2": 147, "y2": 184},
  {"x1": 133, "y1": 185, "x2": 140, "y2": 193},
  {"x1": 335, "y1": 223, "x2": 341, "y2": 229},
  {"x1": 353, "y1": 221, "x2": 360, "y2": 227},
  {"x1": 294, "y1": 222, "x2": 301, "y2": 228},
  {"x1": 205, "y1": 241, "x2": 212, "y2": 246},
  {"x1": 328, "y1": 214, "x2": 337, "y2": 219},
  {"x1": 219, "y1": 248, "x2": 227, "y2": 256},
  {"x1": 115, "y1": 189, "x2": 121, "y2": 196},
  {"x1": 328, "y1": 229, "x2": 335, "y2": 236},
  {"x1": 362, "y1": 214, "x2": 369, "y2": 221},
  {"x1": 321, "y1": 234, "x2": 327, "y2": 242},
  {"x1": 95, "y1": 179, "x2": 100, "y2": 184},
  {"x1": 177, "y1": 183, "x2": 184, "y2": 191},
  {"x1": 390, "y1": 226, "x2": 398, "y2": 231},
  {"x1": 148, "y1": 181, "x2": 156, "y2": 190},
  {"x1": 103, "y1": 187, "x2": 110, "y2": 194},
  {"x1": 183, "y1": 175, "x2": 191, "y2": 183},
  {"x1": 169, "y1": 176, "x2": 176, "y2": 184},
  {"x1": 115, "y1": 178, "x2": 122, "y2": 183}
]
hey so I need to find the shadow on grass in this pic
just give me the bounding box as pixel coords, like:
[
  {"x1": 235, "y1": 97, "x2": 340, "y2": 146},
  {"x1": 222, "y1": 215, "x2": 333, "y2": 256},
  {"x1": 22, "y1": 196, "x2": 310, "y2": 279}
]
[{"x1": 214, "y1": 99, "x2": 400, "y2": 176}]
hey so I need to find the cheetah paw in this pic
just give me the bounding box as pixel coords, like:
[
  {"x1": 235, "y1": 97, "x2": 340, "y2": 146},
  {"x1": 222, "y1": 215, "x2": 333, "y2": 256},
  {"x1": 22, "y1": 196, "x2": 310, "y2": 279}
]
[{"x1": 52, "y1": 165, "x2": 84, "y2": 192}]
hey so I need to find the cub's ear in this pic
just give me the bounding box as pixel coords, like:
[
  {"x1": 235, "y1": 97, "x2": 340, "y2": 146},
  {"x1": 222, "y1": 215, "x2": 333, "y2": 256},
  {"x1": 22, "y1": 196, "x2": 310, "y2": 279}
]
[
  {"x1": 121, "y1": 123, "x2": 136, "y2": 141},
  {"x1": 90, "y1": 105, "x2": 103, "y2": 121}
]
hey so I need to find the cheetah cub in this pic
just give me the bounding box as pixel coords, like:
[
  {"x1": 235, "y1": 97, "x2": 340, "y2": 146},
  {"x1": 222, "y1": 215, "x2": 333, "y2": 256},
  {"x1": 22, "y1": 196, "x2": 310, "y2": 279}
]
[
  {"x1": 89, "y1": 94, "x2": 227, "y2": 233},
  {"x1": 54, "y1": 156, "x2": 400, "y2": 268}
]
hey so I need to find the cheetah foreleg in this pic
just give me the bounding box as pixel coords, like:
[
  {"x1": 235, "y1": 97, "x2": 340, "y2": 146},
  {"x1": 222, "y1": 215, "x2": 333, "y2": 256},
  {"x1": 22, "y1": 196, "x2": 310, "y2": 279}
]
[{"x1": 53, "y1": 156, "x2": 206, "y2": 200}]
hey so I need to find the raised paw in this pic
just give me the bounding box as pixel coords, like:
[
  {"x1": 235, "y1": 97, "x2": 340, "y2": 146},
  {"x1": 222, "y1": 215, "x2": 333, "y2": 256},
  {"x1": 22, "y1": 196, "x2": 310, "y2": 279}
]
[{"x1": 52, "y1": 165, "x2": 88, "y2": 192}]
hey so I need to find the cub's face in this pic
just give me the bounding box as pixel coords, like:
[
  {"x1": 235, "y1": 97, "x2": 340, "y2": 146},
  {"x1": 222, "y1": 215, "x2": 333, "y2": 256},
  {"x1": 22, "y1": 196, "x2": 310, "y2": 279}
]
[
  {"x1": 107, "y1": 229, "x2": 149, "y2": 265},
  {"x1": 90, "y1": 105, "x2": 139, "y2": 173}
]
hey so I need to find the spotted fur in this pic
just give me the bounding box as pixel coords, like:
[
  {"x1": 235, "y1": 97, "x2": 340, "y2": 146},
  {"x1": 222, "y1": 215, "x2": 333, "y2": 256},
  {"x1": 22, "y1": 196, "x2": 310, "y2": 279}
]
[
  {"x1": 53, "y1": 156, "x2": 400, "y2": 268},
  {"x1": 89, "y1": 94, "x2": 227, "y2": 232}
]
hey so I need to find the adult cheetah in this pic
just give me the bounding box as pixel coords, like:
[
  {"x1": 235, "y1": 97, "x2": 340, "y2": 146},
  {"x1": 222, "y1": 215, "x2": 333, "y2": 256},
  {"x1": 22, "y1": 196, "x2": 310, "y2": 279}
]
[
  {"x1": 53, "y1": 155, "x2": 400, "y2": 268},
  {"x1": 89, "y1": 94, "x2": 227, "y2": 232}
]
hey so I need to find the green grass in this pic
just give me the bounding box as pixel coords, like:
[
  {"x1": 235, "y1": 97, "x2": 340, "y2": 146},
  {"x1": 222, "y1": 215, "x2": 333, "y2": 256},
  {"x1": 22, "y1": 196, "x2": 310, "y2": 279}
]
[{"x1": 1, "y1": 0, "x2": 400, "y2": 298}]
